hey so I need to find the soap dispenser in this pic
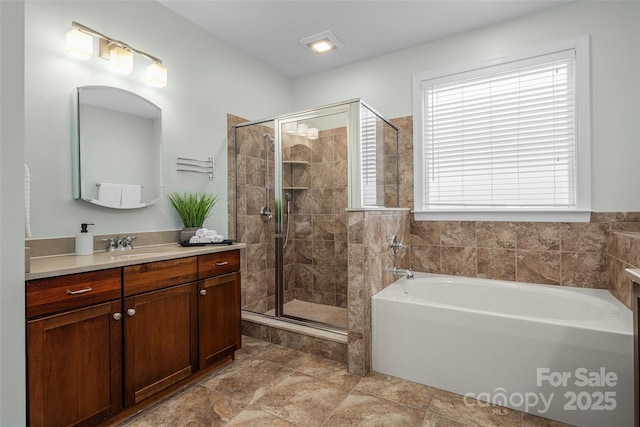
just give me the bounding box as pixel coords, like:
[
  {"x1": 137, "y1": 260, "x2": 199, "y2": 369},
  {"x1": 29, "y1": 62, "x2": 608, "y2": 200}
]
[{"x1": 76, "y1": 223, "x2": 95, "y2": 256}]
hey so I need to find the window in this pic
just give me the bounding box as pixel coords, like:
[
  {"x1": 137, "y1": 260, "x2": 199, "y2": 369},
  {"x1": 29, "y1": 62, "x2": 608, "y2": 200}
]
[
  {"x1": 361, "y1": 104, "x2": 379, "y2": 206},
  {"x1": 413, "y1": 36, "x2": 590, "y2": 221}
]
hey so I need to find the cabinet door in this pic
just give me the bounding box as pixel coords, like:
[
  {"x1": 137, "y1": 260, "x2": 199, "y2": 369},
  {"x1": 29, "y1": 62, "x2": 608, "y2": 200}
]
[
  {"x1": 27, "y1": 301, "x2": 122, "y2": 427},
  {"x1": 198, "y1": 272, "x2": 241, "y2": 369},
  {"x1": 124, "y1": 282, "x2": 197, "y2": 407}
]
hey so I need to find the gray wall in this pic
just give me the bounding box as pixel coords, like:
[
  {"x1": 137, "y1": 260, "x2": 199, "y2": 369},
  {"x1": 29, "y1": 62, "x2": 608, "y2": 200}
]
[{"x1": 1, "y1": 1, "x2": 26, "y2": 424}]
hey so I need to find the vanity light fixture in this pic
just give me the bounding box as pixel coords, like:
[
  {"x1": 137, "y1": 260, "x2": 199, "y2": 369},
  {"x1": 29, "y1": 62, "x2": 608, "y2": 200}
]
[
  {"x1": 307, "y1": 127, "x2": 319, "y2": 140},
  {"x1": 297, "y1": 123, "x2": 309, "y2": 136},
  {"x1": 283, "y1": 122, "x2": 298, "y2": 134},
  {"x1": 300, "y1": 30, "x2": 343, "y2": 54},
  {"x1": 109, "y1": 46, "x2": 134, "y2": 75},
  {"x1": 65, "y1": 28, "x2": 93, "y2": 60},
  {"x1": 65, "y1": 21, "x2": 167, "y2": 87}
]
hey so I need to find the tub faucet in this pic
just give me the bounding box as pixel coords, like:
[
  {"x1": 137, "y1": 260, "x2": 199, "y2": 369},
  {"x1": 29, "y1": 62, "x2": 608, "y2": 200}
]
[{"x1": 392, "y1": 266, "x2": 414, "y2": 279}]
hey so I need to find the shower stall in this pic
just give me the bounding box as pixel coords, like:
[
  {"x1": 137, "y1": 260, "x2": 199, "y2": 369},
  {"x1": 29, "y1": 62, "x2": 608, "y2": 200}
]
[{"x1": 231, "y1": 99, "x2": 399, "y2": 332}]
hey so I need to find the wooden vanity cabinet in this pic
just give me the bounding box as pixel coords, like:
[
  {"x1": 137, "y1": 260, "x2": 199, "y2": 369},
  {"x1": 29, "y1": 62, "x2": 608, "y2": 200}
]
[
  {"x1": 122, "y1": 257, "x2": 198, "y2": 407},
  {"x1": 198, "y1": 273, "x2": 241, "y2": 368},
  {"x1": 26, "y1": 248, "x2": 242, "y2": 426},
  {"x1": 26, "y1": 269, "x2": 122, "y2": 427},
  {"x1": 197, "y1": 250, "x2": 241, "y2": 369}
]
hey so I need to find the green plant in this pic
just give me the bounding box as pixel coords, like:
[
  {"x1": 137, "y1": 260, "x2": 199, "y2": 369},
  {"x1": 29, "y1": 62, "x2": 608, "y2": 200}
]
[{"x1": 167, "y1": 191, "x2": 218, "y2": 228}]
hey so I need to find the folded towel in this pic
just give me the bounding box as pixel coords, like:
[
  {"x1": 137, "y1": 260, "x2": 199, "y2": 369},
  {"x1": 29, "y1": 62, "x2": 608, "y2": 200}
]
[
  {"x1": 98, "y1": 183, "x2": 122, "y2": 205},
  {"x1": 196, "y1": 228, "x2": 208, "y2": 238},
  {"x1": 121, "y1": 184, "x2": 141, "y2": 207},
  {"x1": 25, "y1": 164, "x2": 31, "y2": 237},
  {"x1": 189, "y1": 236, "x2": 201, "y2": 244}
]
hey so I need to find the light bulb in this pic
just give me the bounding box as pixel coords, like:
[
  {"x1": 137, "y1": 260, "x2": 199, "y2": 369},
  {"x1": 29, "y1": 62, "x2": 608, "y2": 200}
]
[
  {"x1": 110, "y1": 46, "x2": 133, "y2": 75},
  {"x1": 146, "y1": 63, "x2": 168, "y2": 88},
  {"x1": 65, "y1": 29, "x2": 93, "y2": 60}
]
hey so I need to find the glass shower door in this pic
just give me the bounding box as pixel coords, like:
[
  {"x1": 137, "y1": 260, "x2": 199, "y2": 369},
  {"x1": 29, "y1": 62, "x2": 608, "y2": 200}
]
[{"x1": 275, "y1": 106, "x2": 351, "y2": 330}]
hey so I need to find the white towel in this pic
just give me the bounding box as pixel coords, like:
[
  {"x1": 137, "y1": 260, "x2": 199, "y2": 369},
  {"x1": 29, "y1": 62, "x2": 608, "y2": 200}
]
[
  {"x1": 98, "y1": 183, "x2": 122, "y2": 205},
  {"x1": 189, "y1": 236, "x2": 201, "y2": 244},
  {"x1": 205, "y1": 229, "x2": 216, "y2": 239},
  {"x1": 196, "y1": 228, "x2": 208, "y2": 238},
  {"x1": 24, "y1": 164, "x2": 31, "y2": 237},
  {"x1": 211, "y1": 235, "x2": 224, "y2": 243},
  {"x1": 200, "y1": 237, "x2": 213, "y2": 243},
  {"x1": 121, "y1": 184, "x2": 141, "y2": 207}
]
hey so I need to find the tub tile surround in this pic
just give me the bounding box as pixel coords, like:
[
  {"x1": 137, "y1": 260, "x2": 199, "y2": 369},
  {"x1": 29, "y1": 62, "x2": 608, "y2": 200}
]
[
  {"x1": 390, "y1": 115, "x2": 640, "y2": 310},
  {"x1": 346, "y1": 208, "x2": 410, "y2": 376},
  {"x1": 606, "y1": 230, "x2": 640, "y2": 307}
]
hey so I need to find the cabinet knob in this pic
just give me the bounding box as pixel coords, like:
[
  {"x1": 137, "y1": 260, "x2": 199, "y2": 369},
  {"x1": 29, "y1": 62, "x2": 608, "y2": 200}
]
[
  {"x1": 199, "y1": 289, "x2": 207, "y2": 296},
  {"x1": 126, "y1": 308, "x2": 136, "y2": 317},
  {"x1": 113, "y1": 312, "x2": 122, "y2": 321}
]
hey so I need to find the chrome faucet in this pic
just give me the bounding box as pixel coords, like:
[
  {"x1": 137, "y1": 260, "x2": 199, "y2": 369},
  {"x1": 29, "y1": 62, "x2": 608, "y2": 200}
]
[
  {"x1": 102, "y1": 235, "x2": 136, "y2": 252},
  {"x1": 102, "y1": 237, "x2": 118, "y2": 252},
  {"x1": 118, "y1": 235, "x2": 136, "y2": 250},
  {"x1": 392, "y1": 266, "x2": 414, "y2": 279}
]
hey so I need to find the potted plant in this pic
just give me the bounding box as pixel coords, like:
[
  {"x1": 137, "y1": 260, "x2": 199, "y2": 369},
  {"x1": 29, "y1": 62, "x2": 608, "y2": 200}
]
[{"x1": 167, "y1": 191, "x2": 218, "y2": 242}]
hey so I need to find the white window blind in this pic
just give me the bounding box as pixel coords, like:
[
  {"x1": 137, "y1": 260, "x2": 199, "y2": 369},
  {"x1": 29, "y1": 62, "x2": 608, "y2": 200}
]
[
  {"x1": 361, "y1": 105, "x2": 378, "y2": 206},
  {"x1": 422, "y1": 50, "x2": 579, "y2": 211}
]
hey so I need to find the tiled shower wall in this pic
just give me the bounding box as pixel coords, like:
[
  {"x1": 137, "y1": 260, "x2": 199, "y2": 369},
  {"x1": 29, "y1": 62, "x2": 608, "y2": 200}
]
[
  {"x1": 286, "y1": 127, "x2": 349, "y2": 308},
  {"x1": 227, "y1": 114, "x2": 275, "y2": 313}
]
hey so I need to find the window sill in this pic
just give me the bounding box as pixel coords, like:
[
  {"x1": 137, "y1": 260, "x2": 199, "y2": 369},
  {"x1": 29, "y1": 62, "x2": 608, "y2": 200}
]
[{"x1": 413, "y1": 210, "x2": 591, "y2": 223}]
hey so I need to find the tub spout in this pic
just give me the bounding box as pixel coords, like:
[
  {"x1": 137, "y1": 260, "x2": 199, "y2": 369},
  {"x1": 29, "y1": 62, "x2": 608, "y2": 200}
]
[{"x1": 392, "y1": 266, "x2": 414, "y2": 279}]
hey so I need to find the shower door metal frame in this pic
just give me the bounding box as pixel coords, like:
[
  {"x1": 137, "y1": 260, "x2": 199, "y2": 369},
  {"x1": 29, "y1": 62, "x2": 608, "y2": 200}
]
[{"x1": 233, "y1": 98, "x2": 399, "y2": 333}]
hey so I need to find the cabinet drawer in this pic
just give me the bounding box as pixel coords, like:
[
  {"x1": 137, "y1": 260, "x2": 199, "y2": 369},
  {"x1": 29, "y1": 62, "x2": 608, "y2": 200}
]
[
  {"x1": 198, "y1": 250, "x2": 240, "y2": 279},
  {"x1": 27, "y1": 269, "x2": 121, "y2": 319},
  {"x1": 124, "y1": 257, "x2": 197, "y2": 296}
]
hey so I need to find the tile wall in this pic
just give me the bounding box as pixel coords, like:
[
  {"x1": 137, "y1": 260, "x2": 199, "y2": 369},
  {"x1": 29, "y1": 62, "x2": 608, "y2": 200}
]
[
  {"x1": 392, "y1": 116, "x2": 640, "y2": 310},
  {"x1": 346, "y1": 208, "x2": 410, "y2": 375}
]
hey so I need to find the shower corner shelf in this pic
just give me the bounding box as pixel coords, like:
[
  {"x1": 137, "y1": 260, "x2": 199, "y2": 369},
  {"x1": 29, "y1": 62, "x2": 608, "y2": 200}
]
[
  {"x1": 283, "y1": 187, "x2": 309, "y2": 191},
  {"x1": 283, "y1": 160, "x2": 310, "y2": 166}
]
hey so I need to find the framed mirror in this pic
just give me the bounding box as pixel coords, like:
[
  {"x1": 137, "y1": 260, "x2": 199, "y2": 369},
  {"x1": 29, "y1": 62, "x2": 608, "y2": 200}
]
[{"x1": 72, "y1": 86, "x2": 163, "y2": 209}]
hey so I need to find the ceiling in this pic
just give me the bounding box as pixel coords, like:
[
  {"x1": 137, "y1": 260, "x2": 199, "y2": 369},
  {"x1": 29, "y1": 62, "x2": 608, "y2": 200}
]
[{"x1": 159, "y1": 0, "x2": 570, "y2": 79}]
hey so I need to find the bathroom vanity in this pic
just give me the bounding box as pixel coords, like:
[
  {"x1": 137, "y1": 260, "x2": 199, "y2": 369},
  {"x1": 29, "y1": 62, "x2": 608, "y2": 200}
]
[{"x1": 25, "y1": 244, "x2": 243, "y2": 427}]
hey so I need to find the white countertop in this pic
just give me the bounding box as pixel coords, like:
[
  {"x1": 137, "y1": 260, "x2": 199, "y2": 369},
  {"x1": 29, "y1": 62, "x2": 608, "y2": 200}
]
[{"x1": 26, "y1": 243, "x2": 245, "y2": 281}]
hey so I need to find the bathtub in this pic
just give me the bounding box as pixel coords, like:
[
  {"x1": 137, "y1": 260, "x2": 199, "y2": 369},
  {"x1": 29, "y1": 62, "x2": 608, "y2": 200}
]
[{"x1": 372, "y1": 273, "x2": 633, "y2": 427}]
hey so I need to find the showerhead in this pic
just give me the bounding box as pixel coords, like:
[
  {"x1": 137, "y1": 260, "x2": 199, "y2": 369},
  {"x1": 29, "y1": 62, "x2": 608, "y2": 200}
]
[{"x1": 263, "y1": 134, "x2": 274, "y2": 144}]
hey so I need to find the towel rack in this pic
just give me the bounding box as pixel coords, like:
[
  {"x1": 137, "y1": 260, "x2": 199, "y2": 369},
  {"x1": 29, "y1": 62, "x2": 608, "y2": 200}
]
[{"x1": 176, "y1": 156, "x2": 215, "y2": 180}]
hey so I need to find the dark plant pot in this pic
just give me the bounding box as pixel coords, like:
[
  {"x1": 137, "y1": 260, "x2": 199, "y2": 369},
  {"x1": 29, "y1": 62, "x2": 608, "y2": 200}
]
[{"x1": 179, "y1": 227, "x2": 200, "y2": 243}]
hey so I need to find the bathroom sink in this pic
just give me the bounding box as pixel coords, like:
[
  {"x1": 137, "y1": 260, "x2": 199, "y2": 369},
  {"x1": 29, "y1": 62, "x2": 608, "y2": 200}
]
[{"x1": 109, "y1": 246, "x2": 178, "y2": 259}]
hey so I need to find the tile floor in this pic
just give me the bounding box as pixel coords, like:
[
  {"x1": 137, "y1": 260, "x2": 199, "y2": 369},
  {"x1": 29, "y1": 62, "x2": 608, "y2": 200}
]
[
  {"x1": 115, "y1": 336, "x2": 571, "y2": 427},
  {"x1": 265, "y1": 299, "x2": 348, "y2": 329}
]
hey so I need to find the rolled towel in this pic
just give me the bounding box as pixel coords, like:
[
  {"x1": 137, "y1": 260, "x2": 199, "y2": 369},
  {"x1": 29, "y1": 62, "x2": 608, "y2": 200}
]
[
  {"x1": 189, "y1": 236, "x2": 201, "y2": 244},
  {"x1": 212, "y1": 235, "x2": 224, "y2": 243},
  {"x1": 205, "y1": 229, "x2": 216, "y2": 239},
  {"x1": 200, "y1": 237, "x2": 212, "y2": 244},
  {"x1": 196, "y1": 228, "x2": 207, "y2": 238}
]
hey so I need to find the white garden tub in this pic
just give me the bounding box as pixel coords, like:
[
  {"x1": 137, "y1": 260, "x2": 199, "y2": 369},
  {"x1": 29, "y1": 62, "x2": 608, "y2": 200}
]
[{"x1": 372, "y1": 272, "x2": 633, "y2": 427}]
